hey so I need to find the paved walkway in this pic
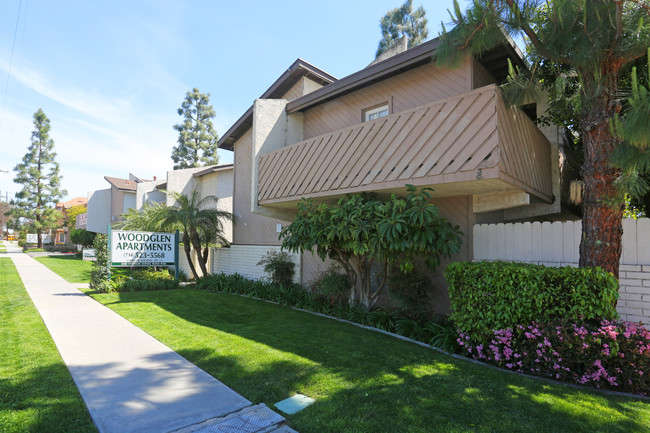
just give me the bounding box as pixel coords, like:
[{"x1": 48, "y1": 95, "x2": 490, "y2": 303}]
[{"x1": 1, "y1": 242, "x2": 297, "y2": 433}]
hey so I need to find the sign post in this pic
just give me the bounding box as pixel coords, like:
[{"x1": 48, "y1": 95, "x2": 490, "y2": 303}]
[{"x1": 174, "y1": 230, "x2": 179, "y2": 281}]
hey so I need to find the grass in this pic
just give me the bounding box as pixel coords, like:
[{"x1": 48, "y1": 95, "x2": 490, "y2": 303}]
[
  {"x1": 83, "y1": 288, "x2": 650, "y2": 433},
  {"x1": 36, "y1": 254, "x2": 650, "y2": 432},
  {"x1": 34, "y1": 255, "x2": 92, "y2": 283},
  {"x1": 34, "y1": 254, "x2": 129, "y2": 283},
  {"x1": 0, "y1": 258, "x2": 97, "y2": 433}
]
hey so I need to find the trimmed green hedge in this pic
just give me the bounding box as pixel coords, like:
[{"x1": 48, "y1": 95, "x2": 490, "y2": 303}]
[{"x1": 445, "y1": 261, "x2": 619, "y2": 340}]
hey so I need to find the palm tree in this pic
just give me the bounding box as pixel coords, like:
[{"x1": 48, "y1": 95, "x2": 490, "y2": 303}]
[
  {"x1": 118, "y1": 187, "x2": 234, "y2": 279},
  {"x1": 162, "y1": 188, "x2": 234, "y2": 279}
]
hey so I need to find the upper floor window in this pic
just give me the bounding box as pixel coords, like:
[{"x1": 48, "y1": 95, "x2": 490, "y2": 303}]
[{"x1": 363, "y1": 104, "x2": 389, "y2": 121}]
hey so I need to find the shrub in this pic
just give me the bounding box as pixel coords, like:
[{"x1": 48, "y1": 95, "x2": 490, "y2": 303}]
[
  {"x1": 70, "y1": 228, "x2": 96, "y2": 247},
  {"x1": 108, "y1": 268, "x2": 178, "y2": 292},
  {"x1": 89, "y1": 234, "x2": 111, "y2": 292},
  {"x1": 458, "y1": 320, "x2": 650, "y2": 396},
  {"x1": 446, "y1": 261, "x2": 619, "y2": 340},
  {"x1": 257, "y1": 250, "x2": 295, "y2": 285},
  {"x1": 309, "y1": 264, "x2": 350, "y2": 306},
  {"x1": 388, "y1": 265, "x2": 434, "y2": 321}
]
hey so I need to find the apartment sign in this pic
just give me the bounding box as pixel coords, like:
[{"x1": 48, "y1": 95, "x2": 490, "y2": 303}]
[{"x1": 110, "y1": 230, "x2": 177, "y2": 267}]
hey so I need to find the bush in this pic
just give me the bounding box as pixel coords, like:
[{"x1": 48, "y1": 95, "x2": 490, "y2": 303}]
[
  {"x1": 89, "y1": 234, "x2": 111, "y2": 292},
  {"x1": 458, "y1": 320, "x2": 650, "y2": 396},
  {"x1": 309, "y1": 264, "x2": 350, "y2": 307},
  {"x1": 70, "y1": 228, "x2": 96, "y2": 247},
  {"x1": 108, "y1": 268, "x2": 177, "y2": 292},
  {"x1": 257, "y1": 250, "x2": 295, "y2": 285},
  {"x1": 446, "y1": 261, "x2": 619, "y2": 340},
  {"x1": 388, "y1": 265, "x2": 434, "y2": 321}
]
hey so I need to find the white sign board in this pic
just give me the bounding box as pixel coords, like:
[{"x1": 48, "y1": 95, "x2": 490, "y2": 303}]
[
  {"x1": 82, "y1": 248, "x2": 96, "y2": 261},
  {"x1": 76, "y1": 213, "x2": 88, "y2": 229},
  {"x1": 110, "y1": 230, "x2": 176, "y2": 267},
  {"x1": 26, "y1": 233, "x2": 52, "y2": 244}
]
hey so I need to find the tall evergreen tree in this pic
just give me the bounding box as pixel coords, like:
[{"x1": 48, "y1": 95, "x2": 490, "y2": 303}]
[
  {"x1": 376, "y1": 0, "x2": 429, "y2": 58},
  {"x1": 12, "y1": 109, "x2": 67, "y2": 248},
  {"x1": 436, "y1": 0, "x2": 650, "y2": 278},
  {"x1": 171, "y1": 88, "x2": 219, "y2": 169}
]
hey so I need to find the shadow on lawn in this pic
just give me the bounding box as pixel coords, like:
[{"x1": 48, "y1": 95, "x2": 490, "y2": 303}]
[
  {"x1": 0, "y1": 362, "x2": 97, "y2": 433},
  {"x1": 108, "y1": 289, "x2": 649, "y2": 433}
]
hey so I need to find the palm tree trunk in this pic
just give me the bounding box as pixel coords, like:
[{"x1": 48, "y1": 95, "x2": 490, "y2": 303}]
[
  {"x1": 190, "y1": 229, "x2": 209, "y2": 277},
  {"x1": 182, "y1": 231, "x2": 199, "y2": 279},
  {"x1": 579, "y1": 73, "x2": 623, "y2": 280}
]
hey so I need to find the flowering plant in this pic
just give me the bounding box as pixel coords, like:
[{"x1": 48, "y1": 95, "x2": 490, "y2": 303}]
[{"x1": 458, "y1": 320, "x2": 650, "y2": 396}]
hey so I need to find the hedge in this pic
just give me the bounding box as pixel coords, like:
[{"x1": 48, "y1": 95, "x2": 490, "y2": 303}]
[{"x1": 445, "y1": 261, "x2": 619, "y2": 340}]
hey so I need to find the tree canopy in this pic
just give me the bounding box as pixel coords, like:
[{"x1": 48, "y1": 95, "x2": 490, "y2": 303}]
[
  {"x1": 12, "y1": 109, "x2": 67, "y2": 248},
  {"x1": 171, "y1": 88, "x2": 219, "y2": 170},
  {"x1": 281, "y1": 186, "x2": 462, "y2": 310},
  {"x1": 436, "y1": 0, "x2": 650, "y2": 278},
  {"x1": 376, "y1": 0, "x2": 429, "y2": 58}
]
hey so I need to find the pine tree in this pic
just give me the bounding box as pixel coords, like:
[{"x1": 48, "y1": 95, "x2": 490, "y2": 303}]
[
  {"x1": 436, "y1": 0, "x2": 650, "y2": 279},
  {"x1": 171, "y1": 88, "x2": 219, "y2": 169},
  {"x1": 376, "y1": 0, "x2": 428, "y2": 58},
  {"x1": 12, "y1": 109, "x2": 67, "y2": 248}
]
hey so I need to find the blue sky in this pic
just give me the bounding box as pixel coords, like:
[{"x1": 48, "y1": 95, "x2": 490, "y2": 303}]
[{"x1": 0, "y1": 0, "x2": 472, "y2": 201}]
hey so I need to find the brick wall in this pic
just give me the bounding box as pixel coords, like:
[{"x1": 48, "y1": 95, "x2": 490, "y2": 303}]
[
  {"x1": 210, "y1": 245, "x2": 301, "y2": 284},
  {"x1": 618, "y1": 265, "x2": 650, "y2": 325}
]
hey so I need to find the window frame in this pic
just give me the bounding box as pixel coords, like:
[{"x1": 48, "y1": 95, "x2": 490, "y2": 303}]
[{"x1": 362, "y1": 101, "x2": 391, "y2": 122}]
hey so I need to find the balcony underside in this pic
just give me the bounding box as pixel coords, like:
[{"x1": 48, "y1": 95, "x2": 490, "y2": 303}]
[{"x1": 258, "y1": 84, "x2": 552, "y2": 208}]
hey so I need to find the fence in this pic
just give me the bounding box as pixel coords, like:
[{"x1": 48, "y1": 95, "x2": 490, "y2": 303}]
[{"x1": 473, "y1": 218, "x2": 650, "y2": 325}]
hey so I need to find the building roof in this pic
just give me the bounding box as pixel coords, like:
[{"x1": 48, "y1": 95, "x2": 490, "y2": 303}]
[
  {"x1": 218, "y1": 35, "x2": 526, "y2": 150},
  {"x1": 56, "y1": 197, "x2": 88, "y2": 209},
  {"x1": 104, "y1": 176, "x2": 139, "y2": 192},
  {"x1": 192, "y1": 163, "x2": 234, "y2": 178},
  {"x1": 217, "y1": 59, "x2": 337, "y2": 151}
]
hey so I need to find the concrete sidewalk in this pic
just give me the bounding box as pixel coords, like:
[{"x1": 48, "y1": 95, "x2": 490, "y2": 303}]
[{"x1": 2, "y1": 242, "x2": 297, "y2": 433}]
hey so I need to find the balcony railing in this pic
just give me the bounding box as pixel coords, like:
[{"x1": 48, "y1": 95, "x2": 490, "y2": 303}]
[{"x1": 258, "y1": 84, "x2": 552, "y2": 206}]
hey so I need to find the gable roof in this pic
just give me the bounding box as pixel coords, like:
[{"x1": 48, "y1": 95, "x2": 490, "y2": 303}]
[
  {"x1": 218, "y1": 35, "x2": 526, "y2": 151},
  {"x1": 192, "y1": 163, "x2": 234, "y2": 178},
  {"x1": 104, "y1": 176, "x2": 139, "y2": 192},
  {"x1": 56, "y1": 197, "x2": 88, "y2": 209},
  {"x1": 217, "y1": 59, "x2": 337, "y2": 150}
]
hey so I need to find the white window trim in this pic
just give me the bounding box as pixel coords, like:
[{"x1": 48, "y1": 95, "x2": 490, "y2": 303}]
[{"x1": 363, "y1": 104, "x2": 390, "y2": 122}]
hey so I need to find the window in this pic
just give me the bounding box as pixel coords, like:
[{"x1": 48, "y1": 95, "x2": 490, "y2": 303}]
[{"x1": 363, "y1": 104, "x2": 389, "y2": 121}]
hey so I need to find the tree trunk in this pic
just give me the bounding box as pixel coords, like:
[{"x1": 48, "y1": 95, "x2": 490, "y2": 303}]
[
  {"x1": 189, "y1": 229, "x2": 209, "y2": 277},
  {"x1": 182, "y1": 231, "x2": 199, "y2": 279},
  {"x1": 579, "y1": 72, "x2": 623, "y2": 279}
]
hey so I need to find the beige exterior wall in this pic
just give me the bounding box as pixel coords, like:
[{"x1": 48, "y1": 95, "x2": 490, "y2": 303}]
[
  {"x1": 198, "y1": 169, "x2": 234, "y2": 244},
  {"x1": 471, "y1": 59, "x2": 496, "y2": 88},
  {"x1": 210, "y1": 245, "x2": 301, "y2": 284},
  {"x1": 301, "y1": 59, "x2": 472, "y2": 140},
  {"x1": 232, "y1": 129, "x2": 286, "y2": 245}
]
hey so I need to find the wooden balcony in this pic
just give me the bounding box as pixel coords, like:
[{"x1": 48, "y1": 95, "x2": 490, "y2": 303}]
[{"x1": 258, "y1": 84, "x2": 552, "y2": 208}]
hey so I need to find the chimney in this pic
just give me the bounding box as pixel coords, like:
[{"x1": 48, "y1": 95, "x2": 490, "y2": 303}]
[{"x1": 369, "y1": 35, "x2": 409, "y2": 66}]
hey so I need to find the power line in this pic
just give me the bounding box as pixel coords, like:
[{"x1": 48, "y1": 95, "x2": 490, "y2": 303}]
[{"x1": 0, "y1": 0, "x2": 23, "y2": 129}]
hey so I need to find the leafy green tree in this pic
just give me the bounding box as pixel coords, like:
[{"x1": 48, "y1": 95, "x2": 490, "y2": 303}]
[
  {"x1": 171, "y1": 88, "x2": 219, "y2": 169},
  {"x1": 0, "y1": 202, "x2": 12, "y2": 237},
  {"x1": 65, "y1": 204, "x2": 87, "y2": 228},
  {"x1": 70, "y1": 228, "x2": 96, "y2": 248},
  {"x1": 376, "y1": 0, "x2": 428, "y2": 58},
  {"x1": 119, "y1": 189, "x2": 234, "y2": 279},
  {"x1": 436, "y1": 0, "x2": 650, "y2": 278},
  {"x1": 11, "y1": 109, "x2": 67, "y2": 248},
  {"x1": 281, "y1": 186, "x2": 462, "y2": 310}
]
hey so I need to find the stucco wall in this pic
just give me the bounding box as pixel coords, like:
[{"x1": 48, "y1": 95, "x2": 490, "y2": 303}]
[
  {"x1": 197, "y1": 169, "x2": 234, "y2": 244},
  {"x1": 86, "y1": 188, "x2": 111, "y2": 234},
  {"x1": 232, "y1": 129, "x2": 286, "y2": 245}
]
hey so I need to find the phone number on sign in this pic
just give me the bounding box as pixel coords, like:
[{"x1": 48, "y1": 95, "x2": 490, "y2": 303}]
[{"x1": 122, "y1": 252, "x2": 168, "y2": 259}]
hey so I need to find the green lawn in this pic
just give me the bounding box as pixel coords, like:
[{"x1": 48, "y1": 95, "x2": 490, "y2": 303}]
[
  {"x1": 36, "y1": 254, "x2": 650, "y2": 432},
  {"x1": 83, "y1": 288, "x2": 650, "y2": 433},
  {"x1": 0, "y1": 258, "x2": 97, "y2": 433},
  {"x1": 34, "y1": 255, "x2": 92, "y2": 283}
]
